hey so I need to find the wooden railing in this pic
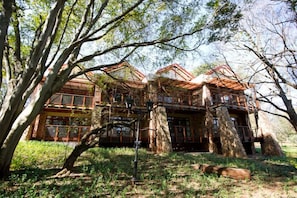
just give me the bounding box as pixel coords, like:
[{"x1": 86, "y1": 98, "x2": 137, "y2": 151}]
[
  {"x1": 156, "y1": 92, "x2": 249, "y2": 110},
  {"x1": 157, "y1": 93, "x2": 203, "y2": 107},
  {"x1": 170, "y1": 126, "x2": 210, "y2": 144},
  {"x1": 46, "y1": 93, "x2": 94, "y2": 108},
  {"x1": 45, "y1": 125, "x2": 90, "y2": 142},
  {"x1": 99, "y1": 128, "x2": 151, "y2": 147},
  {"x1": 212, "y1": 94, "x2": 248, "y2": 109},
  {"x1": 101, "y1": 90, "x2": 250, "y2": 110}
]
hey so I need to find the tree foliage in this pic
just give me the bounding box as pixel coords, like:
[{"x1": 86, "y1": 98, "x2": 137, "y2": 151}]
[
  {"x1": 0, "y1": 0, "x2": 243, "y2": 178},
  {"x1": 192, "y1": 62, "x2": 218, "y2": 76}
]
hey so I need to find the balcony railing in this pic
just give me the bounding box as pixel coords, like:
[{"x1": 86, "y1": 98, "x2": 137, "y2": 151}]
[
  {"x1": 46, "y1": 93, "x2": 94, "y2": 108},
  {"x1": 45, "y1": 125, "x2": 90, "y2": 142},
  {"x1": 157, "y1": 93, "x2": 203, "y2": 107},
  {"x1": 212, "y1": 94, "x2": 249, "y2": 110},
  {"x1": 156, "y1": 93, "x2": 248, "y2": 110},
  {"x1": 170, "y1": 126, "x2": 210, "y2": 144}
]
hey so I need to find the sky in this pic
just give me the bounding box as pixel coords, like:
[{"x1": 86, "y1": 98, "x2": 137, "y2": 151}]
[{"x1": 182, "y1": 0, "x2": 297, "y2": 115}]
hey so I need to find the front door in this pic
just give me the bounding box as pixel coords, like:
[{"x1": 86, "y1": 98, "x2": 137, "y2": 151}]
[{"x1": 168, "y1": 117, "x2": 191, "y2": 149}]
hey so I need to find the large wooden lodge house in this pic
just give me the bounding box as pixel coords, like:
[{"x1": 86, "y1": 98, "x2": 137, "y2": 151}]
[{"x1": 27, "y1": 62, "x2": 261, "y2": 155}]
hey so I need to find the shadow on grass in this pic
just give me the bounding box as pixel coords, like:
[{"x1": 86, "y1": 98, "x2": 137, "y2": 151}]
[{"x1": 2, "y1": 148, "x2": 297, "y2": 197}]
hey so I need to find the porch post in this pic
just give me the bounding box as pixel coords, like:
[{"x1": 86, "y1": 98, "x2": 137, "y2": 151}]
[
  {"x1": 216, "y1": 106, "x2": 247, "y2": 158},
  {"x1": 155, "y1": 106, "x2": 172, "y2": 153}
]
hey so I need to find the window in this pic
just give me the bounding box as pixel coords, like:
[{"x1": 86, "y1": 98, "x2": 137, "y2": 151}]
[
  {"x1": 212, "y1": 93, "x2": 220, "y2": 104},
  {"x1": 164, "y1": 96, "x2": 173, "y2": 103},
  {"x1": 73, "y1": 96, "x2": 84, "y2": 106},
  {"x1": 222, "y1": 95, "x2": 230, "y2": 103},
  {"x1": 46, "y1": 126, "x2": 56, "y2": 138},
  {"x1": 62, "y1": 95, "x2": 72, "y2": 105},
  {"x1": 213, "y1": 118, "x2": 219, "y2": 134},
  {"x1": 45, "y1": 116, "x2": 91, "y2": 140},
  {"x1": 85, "y1": 97, "x2": 93, "y2": 107}
]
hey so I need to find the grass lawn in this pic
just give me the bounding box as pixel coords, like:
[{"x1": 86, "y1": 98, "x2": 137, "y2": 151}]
[{"x1": 1, "y1": 141, "x2": 297, "y2": 197}]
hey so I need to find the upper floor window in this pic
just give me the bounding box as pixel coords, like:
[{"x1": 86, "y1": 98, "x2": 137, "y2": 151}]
[{"x1": 48, "y1": 93, "x2": 93, "y2": 108}]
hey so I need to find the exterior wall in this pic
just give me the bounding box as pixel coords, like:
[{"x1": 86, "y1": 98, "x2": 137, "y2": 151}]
[{"x1": 29, "y1": 65, "x2": 258, "y2": 155}]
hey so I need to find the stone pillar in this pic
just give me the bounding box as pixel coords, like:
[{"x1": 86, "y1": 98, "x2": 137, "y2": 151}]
[
  {"x1": 261, "y1": 134, "x2": 284, "y2": 156},
  {"x1": 258, "y1": 111, "x2": 284, "y2": 156},
  {"x1": 154, "y1": 106, "x2": 172, "y2": 153},
  {"x1": 216, "y1": 106, "x2": 247, "y2": 158},
  {"x1": 147, "y1": 80, "x2": 158, "y2": 151},
  {"x1": 148, "y1": 110, "x2": 156, "y2": 151},
  {"x1": 205, "y1": 107, "x2": 218, "y2": 153}
]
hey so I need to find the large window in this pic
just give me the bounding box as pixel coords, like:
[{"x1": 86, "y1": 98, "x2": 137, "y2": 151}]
[
  {"x1": 48, "y1": 93, "x2": 93, "y2": 108},
  {"x1": 45, "y1": 116, "x2": 91, "y2": 141}
]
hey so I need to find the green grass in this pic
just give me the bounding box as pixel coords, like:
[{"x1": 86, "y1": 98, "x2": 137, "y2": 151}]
[{"x1": 1, "y1": 141, "x2": 297, "y2": 197}]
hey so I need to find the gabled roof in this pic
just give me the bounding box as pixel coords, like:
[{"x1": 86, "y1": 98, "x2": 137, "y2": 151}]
[
  {"x1": 192, "y1": 65, "x2": 248, "y2": 91},
  {"x1": 205, "y1": 65, "x2": 238, "y2": 79},
  {"x1": 102, "y1": 62, "x2": 145, "y2": 82},
  {"x1": 155, "y1": 77, "x2": 202, "y2": 90},
  {"x1": 156, "y1": 63, "x2": 194, "y2": 81},
  {"x1": 206, "y1": 78, "x2": 248, "y2": 91}
]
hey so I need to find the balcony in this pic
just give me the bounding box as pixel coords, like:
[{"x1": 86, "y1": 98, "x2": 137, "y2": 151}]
[
  {"x1": 157, "y1": 93, "x2": 203, "y2": 109},
  {"x1": 155, "y1": 92, "x2": 250, "y2": 110},
  {"x1": 212, "y1": 94, "x2": 250, "y2": 111},
  {"x1": 46, "y1": 93, "x2": 94, "y2": 109}
]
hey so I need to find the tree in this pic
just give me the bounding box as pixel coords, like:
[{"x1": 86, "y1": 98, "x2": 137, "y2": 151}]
[
  {"x1": 62, "y1": 121, "x2": 135, "y2": 171},
  {"x1": 242, "y1": 0, "x2": 297, "y2": 132},
  {"x1": 192, "y1": 63, "x2": 215, "y2": 76},
  {"x1": 0, "y1": 0, "x2": 242, "y2": 178},
  {"x1": 214, "y1": 0, "x2": 297, "y2": 133}
]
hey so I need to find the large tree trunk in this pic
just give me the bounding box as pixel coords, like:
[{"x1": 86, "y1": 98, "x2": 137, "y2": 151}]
[
  {"x1": 261, "y1": 134, "x2": 284, "y2": 156},
  {"x1": 283, "y1": 98, "x2": 297, "y2": 133},
  {"x1": 61, "y1": 121, "x2": 134, "y2": 172},
  {"x1": 0, "y1": 132, "x2": 23, "y2": 178},
  {"x1": 0, "y1": 106, "x2": 43, "y2": 178},
  {"x1": 216, "y1": 106, "x2": 247, "y2": 158},
  {"x1": 0, "y1": 118, "x2": 30, "y2": 178},
  {"x1": 0, "y1": 80, "x2": 58, "y2": 178},
  {"x1": 63, "y1": 144, "x2": 92, "y2": 170},
  {"x1": 0, "y1": 3, "x2": 67, "y2": 176},
  {"x1": 0, "y1": 0, "x2": 13, "y2": 88}
]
